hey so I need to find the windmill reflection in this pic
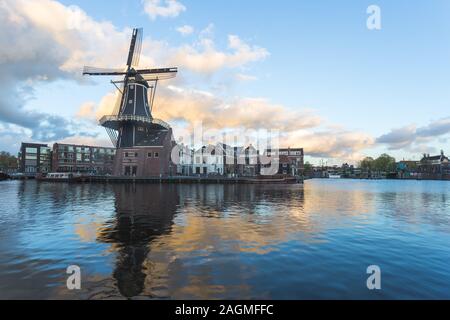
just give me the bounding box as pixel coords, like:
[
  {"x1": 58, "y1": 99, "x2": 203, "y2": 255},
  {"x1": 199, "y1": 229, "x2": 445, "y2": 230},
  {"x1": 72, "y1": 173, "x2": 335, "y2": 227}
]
[
  {"x1": 96, "y1": 183, "x2": 179, "y2": 298},
  {"x1": 96, "y1": 183, "x2": 307, "y2": 298}
]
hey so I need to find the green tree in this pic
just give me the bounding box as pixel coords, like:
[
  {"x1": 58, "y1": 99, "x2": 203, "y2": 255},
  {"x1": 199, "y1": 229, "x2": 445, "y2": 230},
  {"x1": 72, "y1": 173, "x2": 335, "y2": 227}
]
[
  {"x1": 373, "y1": 153, "x2": 396, "y2": 173},
  {"x1": 303, "y1": 161, "x2": 313, "y2": 177},
  {"x1": 359, "y1": 157, "x2": 374, "y2": 171},
  {"x1": 0, "y1": 151, "x2": 18, "y2": 170}
]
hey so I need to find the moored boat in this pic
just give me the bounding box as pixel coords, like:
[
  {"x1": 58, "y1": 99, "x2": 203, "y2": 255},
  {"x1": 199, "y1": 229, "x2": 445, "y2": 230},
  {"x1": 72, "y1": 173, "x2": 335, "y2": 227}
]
[
  {"x1": 0, "y1": 172, "x2": 10, "y2": 181},
  {"x1": 244, "y1": 175, "x2": 303, "y2": 184},
  {"x1": 36, "y1": 172, "x2": 83, "y2": 182},
  {"x1": 328, "y1": 174, "x2": 341, "y2": 179}
]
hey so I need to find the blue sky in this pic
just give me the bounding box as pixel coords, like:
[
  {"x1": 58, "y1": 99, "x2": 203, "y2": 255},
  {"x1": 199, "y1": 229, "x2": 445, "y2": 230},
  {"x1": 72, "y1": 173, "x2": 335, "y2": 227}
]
[{"x1": 1, "y1": 0, "x2": 450, "y2": 164}]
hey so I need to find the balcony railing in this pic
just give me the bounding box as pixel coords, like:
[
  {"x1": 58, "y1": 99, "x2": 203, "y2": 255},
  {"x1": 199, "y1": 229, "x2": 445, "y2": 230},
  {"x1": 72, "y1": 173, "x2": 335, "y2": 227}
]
[{"x1": 99, "y1": 115, "x2": 171, "y2": 130}]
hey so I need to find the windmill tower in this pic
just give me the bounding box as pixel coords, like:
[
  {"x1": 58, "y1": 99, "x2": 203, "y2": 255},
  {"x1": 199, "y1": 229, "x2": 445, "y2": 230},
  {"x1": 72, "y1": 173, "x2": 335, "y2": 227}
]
[{"x1": 83, "y1": 28, "x2": 177, "y2": 177}]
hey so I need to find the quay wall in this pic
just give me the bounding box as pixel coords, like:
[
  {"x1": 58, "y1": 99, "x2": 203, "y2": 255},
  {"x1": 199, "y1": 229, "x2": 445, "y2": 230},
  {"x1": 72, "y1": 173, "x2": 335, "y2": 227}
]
[{"x1": 84, "y1": 175, "x2": 303, "y2": 184}]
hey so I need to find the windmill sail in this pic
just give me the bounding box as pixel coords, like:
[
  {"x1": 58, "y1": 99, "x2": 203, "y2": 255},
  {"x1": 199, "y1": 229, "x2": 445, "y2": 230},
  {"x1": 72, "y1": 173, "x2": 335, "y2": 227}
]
[
  {"x1": 83, "y1": 66, "x2": 126, "y2": 76},
  {"x1": 131, "y1": 28, "x2": 143, "y2": 67},
  {"x1": 126, "y1": 28, "x2": 143, "y2": 68}
]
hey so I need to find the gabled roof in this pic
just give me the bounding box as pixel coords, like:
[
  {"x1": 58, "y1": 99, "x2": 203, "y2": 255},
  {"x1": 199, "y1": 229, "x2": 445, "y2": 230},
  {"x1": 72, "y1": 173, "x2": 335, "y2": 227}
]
[{"x1": 421, "y1": 153, "x2": 449, "y2": 162}]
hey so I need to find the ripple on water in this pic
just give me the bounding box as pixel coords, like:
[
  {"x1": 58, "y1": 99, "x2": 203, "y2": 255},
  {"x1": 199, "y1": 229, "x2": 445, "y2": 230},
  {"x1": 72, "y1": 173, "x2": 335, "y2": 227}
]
[{"x1": 0, "y1": 180, "x2": 449, "y2": 299}]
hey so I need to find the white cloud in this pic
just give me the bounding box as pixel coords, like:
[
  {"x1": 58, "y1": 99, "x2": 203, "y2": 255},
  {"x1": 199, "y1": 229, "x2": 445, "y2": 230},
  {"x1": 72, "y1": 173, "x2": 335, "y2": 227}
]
[
  {"x1": 0, "y1": 0, "x2": 137, "y2": 143},
  {"x1": 377, "y1": 117, "x2": 450, "y2": 150},
  {"x1": 76, "y1": 91, "x2": 121, "y2": 122},
  {"x1": 170, "y1": 35, "x2": 269, "y2": 74},
  {"x1": 150, "y1": 85, "x2": 321, "y2": 131},
  {"x1": 142, "y1": 0, "x2": 186, "y2": 20},
  {"x1": 0, "y1": 0, "x2": 376, "y2": 162},
  {"x1": 176, "y1": 24, "x2": 194, "y2": 36},
  {"x1": 76, "y1": 101, "x2": 96, "y2": 119},
  {"x1": 285, "y1": 130, "x2": 375, "y2": 161}
]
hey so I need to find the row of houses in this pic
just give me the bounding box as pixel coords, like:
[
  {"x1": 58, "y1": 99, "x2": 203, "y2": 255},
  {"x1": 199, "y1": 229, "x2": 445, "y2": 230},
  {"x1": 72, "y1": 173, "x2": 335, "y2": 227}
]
[
  {"x1": 175, "y1": 143, "x2": 304, "y2": 177},
  {"x1": 397, "y1": 151, "x2": 450, "y2": 179},
  {"x1": 19, "y1": 142, "x2": 116, "y2": 176},
  {"x1": 307, "y1": 151, "x2": 450, "y2": 180},
  {"x1": 18, "y1": 142, "x2": 304, "y2": 178}
]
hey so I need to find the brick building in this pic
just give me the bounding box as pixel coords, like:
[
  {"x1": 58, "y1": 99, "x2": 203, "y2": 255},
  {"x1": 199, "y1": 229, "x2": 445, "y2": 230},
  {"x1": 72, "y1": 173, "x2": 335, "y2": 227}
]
[
  {"x1": 112, "y1": 129, "x2": 174, "y2": 177},
  {"x1": 52, "y1": 143, "x2": 115, "y2": 175},
  {"x1": 265, "y1": 148, "x2": 304, "y2": 176}
]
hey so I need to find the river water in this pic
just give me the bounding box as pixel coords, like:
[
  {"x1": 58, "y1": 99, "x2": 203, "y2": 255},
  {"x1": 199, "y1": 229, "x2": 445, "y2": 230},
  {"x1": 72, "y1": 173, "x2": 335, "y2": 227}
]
[{"x1": 0, "y1": 179, "x2": 449, "y2": 299}]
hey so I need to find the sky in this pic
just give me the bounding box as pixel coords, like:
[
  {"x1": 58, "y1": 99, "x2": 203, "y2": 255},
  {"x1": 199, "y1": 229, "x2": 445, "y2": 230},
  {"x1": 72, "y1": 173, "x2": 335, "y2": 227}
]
[{"x1": 0, "y1": 0, "x2": 450, "y2": 165}]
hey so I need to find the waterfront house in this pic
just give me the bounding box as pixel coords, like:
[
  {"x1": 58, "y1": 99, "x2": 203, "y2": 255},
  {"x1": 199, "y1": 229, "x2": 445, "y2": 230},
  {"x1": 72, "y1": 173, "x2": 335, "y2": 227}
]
[
  {"x1": 52, "y1": 143, "x2": 115, "y2": 175},
  {"x1": 19, "y1": 143, "x2": 51, "y2": 176},
  {"x1": 174, "y1": 143, "x2": 194, "y2": 176},
  {"x1": 266, "y1": 148, "x2": 304, "y2": 176},
  {"x1": 418, "y1": 151, "x2": 449, "y2": 175},
  {"x1": 396, "y1": 160, "x2": 419, "y2": 179},
  {"x1": 218, "y1": 144, "x2": 260, "y2": 177},
  {"x1": 193, "y1": 145, "x2": 224, "y2": 175}
]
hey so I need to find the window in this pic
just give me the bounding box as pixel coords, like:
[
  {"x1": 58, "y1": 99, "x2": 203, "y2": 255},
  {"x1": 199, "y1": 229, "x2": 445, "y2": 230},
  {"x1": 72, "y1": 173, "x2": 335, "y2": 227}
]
[
  {"x1": 129, "y1": 99, "x2": 133, "y2": 104},
  {"x1": 125, "y1": 152, "x2": 129, "y2": 157},
  {"x1": 25, "y1": 147, "x2": 37, "y2": 153},
  {"x1": 147, "y1": 152, "x2": 152, "y2": 158},
  {"x1": 135, "y1": 152, "x2": 138, "y2": 157},
  {"x1": 137, "y1": 127, "x2": 144, "y2": 132},
  {"x1": 154, "y1": 152, "x2": 159, "y2": 158}
]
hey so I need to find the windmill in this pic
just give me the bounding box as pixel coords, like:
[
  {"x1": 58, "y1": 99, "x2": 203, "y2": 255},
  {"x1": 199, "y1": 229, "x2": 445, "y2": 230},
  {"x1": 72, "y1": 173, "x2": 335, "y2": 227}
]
[
  {"x1": 82, "y1": 28, "x2": 177, "y2": 148},
  {"x1": 82, "y1": 28, "x2": 178, "y2": 177}
]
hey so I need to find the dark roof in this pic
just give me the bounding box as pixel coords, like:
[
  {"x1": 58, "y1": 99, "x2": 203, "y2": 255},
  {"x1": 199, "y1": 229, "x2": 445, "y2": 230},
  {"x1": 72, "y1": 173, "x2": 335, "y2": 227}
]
[
  {"x1": 420, "y1": 153, "x2": 449, "y2": 163},
  {"x1": 53, "y1": 142, "x2": 115, "y2": 150},
  {"x1": 421, "y1": 155, "x2": 448, "y2": 161},
  {"x1": 21, "y1": 142, "x2": 48, "y2": 148},
  {"x1": 136, "y1": 130, "x2": 169, "y2": 146}
]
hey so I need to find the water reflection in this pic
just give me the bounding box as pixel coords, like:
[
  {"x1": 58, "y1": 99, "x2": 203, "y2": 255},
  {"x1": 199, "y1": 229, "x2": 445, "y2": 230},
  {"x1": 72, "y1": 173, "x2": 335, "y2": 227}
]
[
  {"x1": 0, "y1": 180, "x2": 449, "y2": 299},
  {"x1": 97, "y1": 184, "x2": 179, "y2": 297}
]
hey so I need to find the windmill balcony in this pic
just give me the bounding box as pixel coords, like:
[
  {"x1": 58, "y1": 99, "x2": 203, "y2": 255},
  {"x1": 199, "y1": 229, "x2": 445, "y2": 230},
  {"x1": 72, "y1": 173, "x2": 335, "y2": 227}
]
[{"x1": 99, "y1": 115, "x2": 171, "y2": 130}]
